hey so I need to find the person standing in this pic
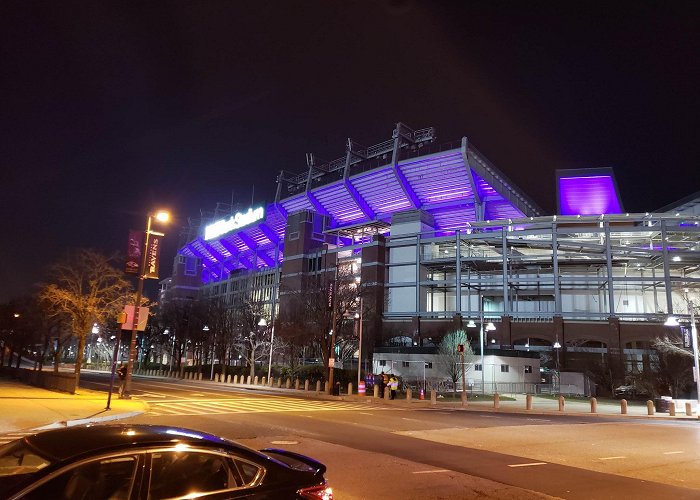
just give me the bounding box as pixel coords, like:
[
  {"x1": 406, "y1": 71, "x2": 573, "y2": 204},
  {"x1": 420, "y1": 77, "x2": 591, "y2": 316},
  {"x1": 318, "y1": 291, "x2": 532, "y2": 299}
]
[
  {"x1": 389, "y1": 375, "x2": 398, "y2": 400},
  {"x1": 117, "y1": 363, "x2": 128, "y2": 397}
]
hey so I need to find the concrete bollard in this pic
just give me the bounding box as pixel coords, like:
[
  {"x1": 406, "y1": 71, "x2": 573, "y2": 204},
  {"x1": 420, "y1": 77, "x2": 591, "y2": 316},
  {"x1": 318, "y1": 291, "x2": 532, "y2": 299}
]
[
  {"x1": 430, "y1": 390, "x2": 437, "y2": 405},
  {"x1": 647, "y1": 400, "x2": 654, "y2": 416},
  {"x1": 316, "y1": 380, "x2": 321, "y2": 394},
  {"x1": 226, "y1": 374, "x2": 231, "y2": 383},
  {"x1": 234, "y1": 375, "x2": 239, "y2": 384},
  {"x1": 493, "y1": 393, "x2": 500, "y2": 409},
  {"x1": 262, "y1": 376, "x2": 266, "y2": 386},
  {"x1": 461, "y1": 392, "x2": 467, "y2": 406},
  {"x1": 286, "y1": 378, "x2": 291, "y2": 389},
  {"x1": 621, "y1": 399, "x2": 628, "y2": 414},
  {"x1": 269, "y1": 377, "x2": 274, "y2": 387},
  {"x1": 323, "y1": 381, "x2": 328, "y2": 394},
  {"x1": 526, "y1": 394, "x2": 533, "y2": 410},
  {"x1": 304, "y1": 380, "x2": 309, "y2": 391},
  {"x1": 214, "y1": 374, "x2": 219, "y2": 383},
  {"x1": 558, "y1": 396, "x2": 565, "y2": 412},
  {"x1": 374, "y1": 384, "x2": 380, "y2": 398},
  {"x1": 590, "y1": 397, "x2": 597, "y2": 413},
  {"x1": 406, "y1": 387, "x2": 412, "y2": 402},
  {"x1": 198, "y1": 372, "x2": 202, "y2": 381},
  {"x1": 295, "y1": 378, "x2": 300, "y2": 390},
  {"x1": 685, "y1": 402, "x2": 692, "y2": 416},
  {"x1": 277, "y1": 377, "x2": 282, "y2": 388},
  {"x1": 254, "y1": 376, "x2": 259, "y2": 385},
  {"x1": 348, "y1": 382, "x2": 353, "y2": 395},
  {"x1": 669, "y1": 402, "x2": 676, "y2": 416},
  {"x1": 384, "y1": 387, "x2": 390, "y2": 400}
]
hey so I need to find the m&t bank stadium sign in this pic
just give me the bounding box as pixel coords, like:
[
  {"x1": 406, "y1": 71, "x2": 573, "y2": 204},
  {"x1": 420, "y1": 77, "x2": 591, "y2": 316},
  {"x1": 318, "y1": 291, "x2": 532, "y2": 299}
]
[{"x1": 204, "y1": 207, "x2": 265, "y2": 240}]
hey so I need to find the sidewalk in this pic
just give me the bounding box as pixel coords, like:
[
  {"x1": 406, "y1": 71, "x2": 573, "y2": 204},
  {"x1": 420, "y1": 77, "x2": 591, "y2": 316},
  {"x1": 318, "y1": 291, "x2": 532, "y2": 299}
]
[{"x1": 0, "y1": 375, "x2": 146, "y2": 434}]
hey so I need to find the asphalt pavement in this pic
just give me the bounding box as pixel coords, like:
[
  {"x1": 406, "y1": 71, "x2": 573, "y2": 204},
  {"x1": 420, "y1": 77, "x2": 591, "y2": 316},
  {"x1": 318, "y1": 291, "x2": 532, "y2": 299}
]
[{"x1": 0, "y1": 371, "x2": 697, "y2": 436}]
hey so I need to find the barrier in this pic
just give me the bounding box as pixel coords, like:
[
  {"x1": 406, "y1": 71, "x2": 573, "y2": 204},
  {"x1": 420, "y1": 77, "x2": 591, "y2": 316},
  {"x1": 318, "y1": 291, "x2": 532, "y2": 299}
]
[
  {"x1": 686, "y1": 402, "x2": 692, "y2": 416},
  {"x1": 621, "y1": 399, "x2": 628, "y2": 414},
  {"x1": 348, "y1": 382, "x2": 353, "y2": 395},
  {"x1": 525, "y1": 394, "x2": 532, "y2": 410},
  {"x1": 316, "y1": 380, "x2": 321, "y2": 394},
  {"x1": 590, "y1": 397, "x2": 597, "y2": 413},
  {"x1": 430, "y1": 390, "x2": 437, "y2": 405},
  {"x1": 358, "y1": 381, "x2": 366, "y2": 395},
  {"x1": 647, "y1": 400, "x2": 654, "y2": 416},
  {"x1": 558, "y1": 396, "x2": 565, "y2": 412},
  {"x1": 406, "y1": 387, "x2": 412, "y2": 402},
  {"x1": 494, "y1": 393, "x2": 500, "y2": 409},
  {"x1": 304, "y1": 380, "x2": 309, "y2": 391},
  {"x1": 374, "y1": 385, "x2": 379, "y2": 398}
]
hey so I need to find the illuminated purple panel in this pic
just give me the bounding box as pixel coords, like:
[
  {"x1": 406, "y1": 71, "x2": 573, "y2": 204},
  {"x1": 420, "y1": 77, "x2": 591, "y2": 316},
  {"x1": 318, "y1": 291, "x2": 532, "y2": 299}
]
[
  {"x1": 559, "y1": 176, "x2": 622, "y2": 215},
  {"x1": 400, "y1": 152, "x2": 472, "y2": 204},
  {"x1": 313, "y1": 182, "x2": 366, "y2": 223},
  {"x1": 280, "y1": 193, "x2": 313, "y2": 215},
  {"x1": 350, "y1": 168, "x2": 411, "y2": 215},
  {"x1": 431, "y1": 205, "x2": 477, "y2": 232},
  {"x1": 486, "y1": 201, "x2": 525, "y2": 220},
  {"x1": 471, "y1": 172, "x2": 499, "y2": 199}
]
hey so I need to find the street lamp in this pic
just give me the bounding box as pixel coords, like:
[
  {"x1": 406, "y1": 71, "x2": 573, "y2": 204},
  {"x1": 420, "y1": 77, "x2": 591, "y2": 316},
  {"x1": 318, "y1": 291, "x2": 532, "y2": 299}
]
[
  {"x1": 553, "y1": 339, "x2": 562, "y2": 394},
  {"x1": 355, "y1": 296, "x2": 364, "y2": 391},
  {"x1": 123, "y1": 210, "x2": 170, "y2": 399},
  {"x1": 258, "y1": 317, "x2": 276, "y2": 382}
]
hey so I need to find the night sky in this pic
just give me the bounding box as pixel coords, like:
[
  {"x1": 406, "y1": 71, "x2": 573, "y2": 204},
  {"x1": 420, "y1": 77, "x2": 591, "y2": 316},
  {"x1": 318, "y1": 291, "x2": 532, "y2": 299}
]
[{"x1": 2, "y1": 1, "x2": 699, "y2": 303}]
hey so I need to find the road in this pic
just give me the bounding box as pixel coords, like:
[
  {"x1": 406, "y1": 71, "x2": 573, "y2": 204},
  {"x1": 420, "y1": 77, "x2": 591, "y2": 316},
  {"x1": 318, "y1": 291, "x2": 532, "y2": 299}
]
[{"x1": 80, "y1": 372, "x2": 700, "y2": 499}]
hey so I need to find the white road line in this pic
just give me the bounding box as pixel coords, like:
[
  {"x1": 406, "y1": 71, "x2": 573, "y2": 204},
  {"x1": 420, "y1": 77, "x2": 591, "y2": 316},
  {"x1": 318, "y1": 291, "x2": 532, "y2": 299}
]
[
  {"x1": 359, "y1": 412, "x2": 374, "y2": 415},
  {"x1": 599, "y1": 456, "x2": 626, "y2": 460},
  {"x1": 663, "y1": 451, "x2": 684, "y2": 455},
  {"x1": 412, "y1": 469, "x2": 451, "y2": 474},
  {"x1": 507, "y1": 462, "x2": 548, "y2": 468}
]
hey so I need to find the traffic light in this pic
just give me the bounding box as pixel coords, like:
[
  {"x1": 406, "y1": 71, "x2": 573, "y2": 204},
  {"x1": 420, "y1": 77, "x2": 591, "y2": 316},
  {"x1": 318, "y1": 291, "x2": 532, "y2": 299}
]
[{"x1": 457, "y1": 344, "x2": 464, "y2": 353}]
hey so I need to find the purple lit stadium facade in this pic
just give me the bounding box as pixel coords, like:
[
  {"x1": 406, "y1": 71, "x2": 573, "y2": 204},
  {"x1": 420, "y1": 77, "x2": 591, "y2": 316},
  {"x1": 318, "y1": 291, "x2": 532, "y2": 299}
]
[{"x1": 168, "y1": 123, "x2": 700, "y2": 381}]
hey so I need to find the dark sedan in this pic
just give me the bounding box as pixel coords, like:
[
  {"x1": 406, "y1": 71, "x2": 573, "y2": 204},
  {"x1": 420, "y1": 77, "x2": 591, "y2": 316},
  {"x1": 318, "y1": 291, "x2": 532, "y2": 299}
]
[{"x1": 0, "y1": 424, "x2": 332, "y2": 499}]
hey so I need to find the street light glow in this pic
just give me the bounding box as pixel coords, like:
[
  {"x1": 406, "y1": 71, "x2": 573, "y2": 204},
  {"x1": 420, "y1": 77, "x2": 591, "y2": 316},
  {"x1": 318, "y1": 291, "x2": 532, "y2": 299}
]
[{"x1": 154, "y1": 211, "x2": 170, "y2": 223}]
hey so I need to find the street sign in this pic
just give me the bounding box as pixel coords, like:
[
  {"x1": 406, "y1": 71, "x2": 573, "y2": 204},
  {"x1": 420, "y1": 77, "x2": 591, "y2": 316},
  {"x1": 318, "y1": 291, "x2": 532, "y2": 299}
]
[{"x1": 121, "y1": 305, "x2": 149, "y2": 331}]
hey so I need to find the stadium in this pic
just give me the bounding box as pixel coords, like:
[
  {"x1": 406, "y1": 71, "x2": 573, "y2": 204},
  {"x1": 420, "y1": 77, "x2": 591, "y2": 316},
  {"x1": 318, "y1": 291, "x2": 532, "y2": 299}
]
[{"x1": 166, "y1": 122, "x2": 700, "y2": 391}]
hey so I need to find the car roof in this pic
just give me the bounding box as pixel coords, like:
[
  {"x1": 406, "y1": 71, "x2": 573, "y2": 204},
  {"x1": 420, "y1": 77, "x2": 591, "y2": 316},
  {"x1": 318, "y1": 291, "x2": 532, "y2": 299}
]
[{"x1": 23, "y1": 424, "x2": 264, "y2": 463}]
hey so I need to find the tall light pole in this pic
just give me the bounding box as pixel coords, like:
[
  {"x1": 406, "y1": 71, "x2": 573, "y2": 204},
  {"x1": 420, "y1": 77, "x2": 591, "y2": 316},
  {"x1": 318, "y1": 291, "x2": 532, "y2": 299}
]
[
  {"x1": 260, "y1": 317, "x2": 276, "y2": 382},
  {"x1": 355, "y1": 296, "x2": 364, "y2": 390},
  {"x1": 123, "y1": 210, "x2": 169, "y2": 399},
  {"x1": 683, "y1": 290, "x2": 700, "y2": 406},
  {"x1": 553, "y1": 339, "x2": 562, "y2": 394}
]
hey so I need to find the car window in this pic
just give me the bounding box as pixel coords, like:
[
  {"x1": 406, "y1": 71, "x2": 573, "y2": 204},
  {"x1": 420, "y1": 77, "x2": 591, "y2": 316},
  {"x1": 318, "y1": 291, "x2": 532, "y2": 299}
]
[
  {"x1": 0, "y1": 440, "x2": 52, "y2": 476},
  {"x1": 233, "y1": 459, "x2": 262, "y2": 486},
  {"x1": 22, "y1": 455, "x2": 138, "y2": 500},
  {"x1": 148, "y1": 451, "x2": 238, "y2": 500}
]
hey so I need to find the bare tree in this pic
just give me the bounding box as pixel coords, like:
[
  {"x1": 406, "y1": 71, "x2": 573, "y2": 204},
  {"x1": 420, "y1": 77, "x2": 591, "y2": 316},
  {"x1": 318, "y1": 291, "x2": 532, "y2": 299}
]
[
  {"x1": 39, "y1": 249, "x2": 133, "y2": 386},
  {"x1": 436, "y1": 330, "x2": 475, "y2": 394},
  {"x1": 279, "y1": 265, "x2": 362, "y2": 375}
]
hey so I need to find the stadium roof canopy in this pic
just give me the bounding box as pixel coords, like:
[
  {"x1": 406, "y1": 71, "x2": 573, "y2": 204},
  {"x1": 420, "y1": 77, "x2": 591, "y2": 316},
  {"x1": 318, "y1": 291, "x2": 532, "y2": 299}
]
[{"x1": 179, "y1": 123, "x2": 543, "y2": 282}]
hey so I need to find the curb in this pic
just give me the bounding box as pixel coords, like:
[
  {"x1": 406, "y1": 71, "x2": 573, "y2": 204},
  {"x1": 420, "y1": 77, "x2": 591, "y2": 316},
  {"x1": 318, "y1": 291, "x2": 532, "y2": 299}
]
[{"x1": 33, "y1": 411, "x2": 145, "y2": 431}]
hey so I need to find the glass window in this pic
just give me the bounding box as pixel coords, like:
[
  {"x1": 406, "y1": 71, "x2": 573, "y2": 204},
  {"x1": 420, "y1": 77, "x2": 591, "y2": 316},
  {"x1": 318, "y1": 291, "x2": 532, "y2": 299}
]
[
  {"x1": 500, "y1": 364, "x2": 509, "y2": 373},
  {"x1": 0, "y1": 440, "x2": 52, "y2": 476},
  {"x1": 524, "y1": 365, "x2": 532, "y2": 374},
  {"x1": 148, "y1": 451, "x2": 237, "y2": 499},
  {"x1": 425, "y1": 362, "x2": 433, "y2": 369},
  {"x1": 475, "y1": 364, "x2": 482, "y2": 371},
  {"x1": 23, "y1": 455, "x2": 137, "y2": 500},
  {"x1": 234, "y1": 459, "x2": 262, "y2": 486}
]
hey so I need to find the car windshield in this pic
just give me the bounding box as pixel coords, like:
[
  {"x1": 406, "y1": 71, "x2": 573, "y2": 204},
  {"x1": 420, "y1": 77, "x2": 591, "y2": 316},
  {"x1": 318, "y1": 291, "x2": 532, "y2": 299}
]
[{"x1": 0, "y1": 439, "x2": 52, "y2": 476}]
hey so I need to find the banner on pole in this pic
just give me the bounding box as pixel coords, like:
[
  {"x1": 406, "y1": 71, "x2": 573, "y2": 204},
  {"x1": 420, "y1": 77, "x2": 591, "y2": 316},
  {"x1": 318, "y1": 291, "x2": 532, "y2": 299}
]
[
  {"x1": 144, "y1": 234, "x2": 162, "y2": 279},
  {"x1": 125, "y1": 230, "x2": 143, "y2": 275}
]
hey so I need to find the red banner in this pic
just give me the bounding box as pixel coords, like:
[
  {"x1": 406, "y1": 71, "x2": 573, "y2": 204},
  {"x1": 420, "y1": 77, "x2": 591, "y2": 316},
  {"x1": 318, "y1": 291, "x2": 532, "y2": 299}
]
[
  {"x1": 144, "y1": 234, "x2": 162, "y2": 279},
  {"x1": 125, "y1": 230, "x2": 143, "y2": 275}
]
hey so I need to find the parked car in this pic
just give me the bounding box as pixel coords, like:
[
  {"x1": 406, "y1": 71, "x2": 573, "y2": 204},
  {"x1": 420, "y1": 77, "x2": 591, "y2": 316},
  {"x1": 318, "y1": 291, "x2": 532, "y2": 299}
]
[
  {"x1": 0, "y1": 424, "x2": 332, "y2": 499},
  {"x1": 613, "y1": 384, "x2": 650, "y2": 399}
]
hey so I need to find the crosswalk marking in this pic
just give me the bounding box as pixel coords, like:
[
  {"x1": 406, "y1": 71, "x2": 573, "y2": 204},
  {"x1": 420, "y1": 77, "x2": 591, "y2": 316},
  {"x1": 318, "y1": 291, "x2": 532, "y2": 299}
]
[
  {"x1": 0, "y1": 430, "x2": 37, "y2": 446},
  {"x1": 144, "y1": 397, "x2": 392, "y2": 416}
]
